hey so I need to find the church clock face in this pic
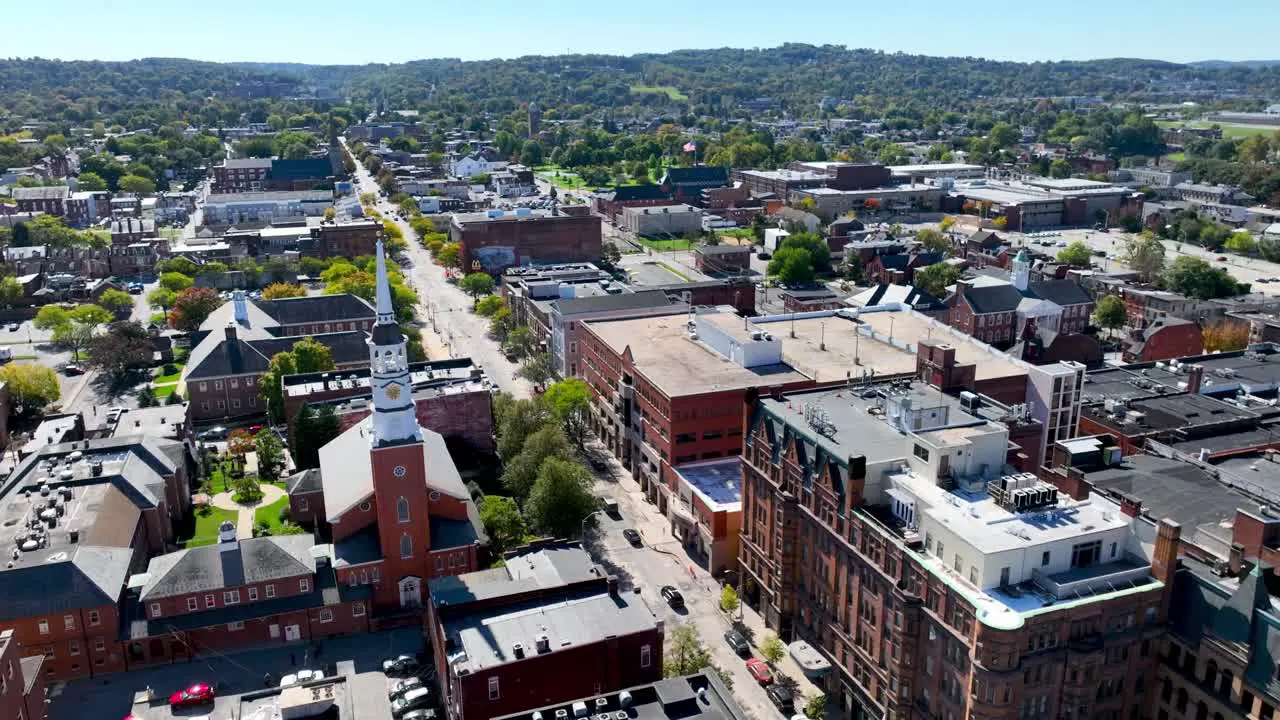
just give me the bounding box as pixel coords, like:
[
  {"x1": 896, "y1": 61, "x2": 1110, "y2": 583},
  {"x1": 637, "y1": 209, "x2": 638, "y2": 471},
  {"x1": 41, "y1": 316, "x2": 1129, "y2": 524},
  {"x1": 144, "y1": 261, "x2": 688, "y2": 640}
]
[
  {"x1": 385, "y1": 383, "x2": 402, "y2": 400},
  {"x1": 393, "y1": 465, "x2": 407, "y2": 478}
]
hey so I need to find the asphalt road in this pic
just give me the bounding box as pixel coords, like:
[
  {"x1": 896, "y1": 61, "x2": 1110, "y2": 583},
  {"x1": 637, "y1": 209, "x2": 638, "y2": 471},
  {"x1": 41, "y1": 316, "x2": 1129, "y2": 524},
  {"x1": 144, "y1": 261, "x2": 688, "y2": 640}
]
[{"x1": 342, "y1": 139, "x2": 532, "y2": 398}]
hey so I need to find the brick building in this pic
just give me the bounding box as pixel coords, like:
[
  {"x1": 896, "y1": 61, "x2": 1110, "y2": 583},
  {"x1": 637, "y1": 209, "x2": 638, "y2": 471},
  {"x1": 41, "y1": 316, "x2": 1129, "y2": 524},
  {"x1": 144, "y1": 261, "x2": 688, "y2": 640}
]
[
  {"x1": 310, "y1": 219, "x2": 384, "y2": 259},
  {"x1": 948, "y1": 252, "x2": 1094, "y2": 350},
  {"x1": 426, "y1": 542, "x2": 663, "y2": 720},
  {"x1": 12, "y1": 186, "x2": 69, "y2": 216},
  {"x1": 594, "y1": 184, "x2": 672, "y2": 220},
  {"x1": 280, "y1": 358, "x2": 496, "y2": 454},
  {"x1": 0, "y1": 629, "x2": 46, "y2": 720},
  {"x1": 693, "y1": 245, "x2": 752, "y2": 275},
  {"x1": 212, "y1": 158, "x2": 272, "y2": 192},
  {"x1": 739, "y1": 383, "x2": 1176, "y2": 720},
  {"x1": 1123, "y1": 317, "x2": 1204, "y2": 363},
  {"x1": 450, "y1": 209, "x2": 602, "y2": 274}
]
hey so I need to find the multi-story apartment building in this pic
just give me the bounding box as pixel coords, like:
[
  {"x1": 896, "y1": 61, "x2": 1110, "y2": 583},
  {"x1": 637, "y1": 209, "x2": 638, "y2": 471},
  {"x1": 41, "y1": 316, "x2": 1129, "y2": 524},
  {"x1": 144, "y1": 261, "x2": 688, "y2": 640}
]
[
  {"x1": 212, "y1": 158, "x2": 271, "y2": 192},
  {"x1": 427, "y1": 542, "x2": 663, "y2": 720},
  {"x1": 201, "y1": 191, "x2": 332, "y2": 225},
  {"x1": 309, "y1": 218, "x2": 383, "y2": 259},
  {"x1": 12, "y1": 186, "x2": 69, "y2": 216},
  {"x1": 739, "y1": 382, "x2": 1176, "y2": 720}
]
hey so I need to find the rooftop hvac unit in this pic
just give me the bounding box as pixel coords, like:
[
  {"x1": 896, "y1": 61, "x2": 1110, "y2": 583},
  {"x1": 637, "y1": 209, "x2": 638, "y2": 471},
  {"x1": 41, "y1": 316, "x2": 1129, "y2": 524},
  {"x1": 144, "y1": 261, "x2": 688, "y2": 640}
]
[
  {"x1": 594, "y1": 699, "x2": 608, "y2": 711},
  {"x1": 573, "y1": 702, "x2": 589, "y2": 718},
  {"x1": 535, "y1": 634, "x2": 551, "y2": 654},
  {"x1": 555, "y1": 711, "x2": 568, "y2": 720},
  {"x1": 618, "y1": 692, "x2": 633, "y2": 708}
]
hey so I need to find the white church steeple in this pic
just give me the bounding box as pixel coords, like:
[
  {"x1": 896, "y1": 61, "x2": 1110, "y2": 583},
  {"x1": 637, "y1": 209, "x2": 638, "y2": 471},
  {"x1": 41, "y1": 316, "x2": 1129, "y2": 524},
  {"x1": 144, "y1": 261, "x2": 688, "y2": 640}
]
[
  {"x1": 367, "y1": 239, "x2": 421, "y2": 446},
  {"x1": 1011, "y1": 248, "x2": 1031, "y2": 292}
]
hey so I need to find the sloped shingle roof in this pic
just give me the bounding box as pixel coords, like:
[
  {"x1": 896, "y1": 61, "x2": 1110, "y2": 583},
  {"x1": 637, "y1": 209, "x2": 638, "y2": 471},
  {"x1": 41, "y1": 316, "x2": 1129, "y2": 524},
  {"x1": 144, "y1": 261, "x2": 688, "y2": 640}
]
[{"x1": 140, "y1": 535, "x2": 316, "y2": 600}]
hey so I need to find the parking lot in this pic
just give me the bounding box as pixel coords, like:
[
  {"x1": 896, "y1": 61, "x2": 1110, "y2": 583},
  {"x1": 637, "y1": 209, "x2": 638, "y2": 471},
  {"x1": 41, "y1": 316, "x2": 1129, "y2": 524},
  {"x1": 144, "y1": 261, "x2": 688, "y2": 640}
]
[{"x1": 49, "y1": 629, "x2": 423, "y2": 720}]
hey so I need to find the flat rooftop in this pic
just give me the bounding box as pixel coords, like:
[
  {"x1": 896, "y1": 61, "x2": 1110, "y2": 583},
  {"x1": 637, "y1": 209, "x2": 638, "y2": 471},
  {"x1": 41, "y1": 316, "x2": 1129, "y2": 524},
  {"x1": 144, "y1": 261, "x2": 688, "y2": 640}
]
[
  {"x1": 445, "y1": 590, "x2": 658, "y2": 673},
  {"x1": 494, "y1": 671, "x2": 746, "y2": 720},
  {"x1": 283, "y1": 358, "x2": 485, "y2": 398},
  {"x1": 585, "y1": 314, "x2": 809, "y2": 397},
  {"x1": 888, "y1": 163, "x2": 985, "y2": 174},
  {"x1": 429, "y1": 542, "x2": 603, "y2": 608},
  {"x1": 673, "y1": 458, "x2": 743, "y2": 512},
  {"x1": 852, "y1": 309, "x2": 1029, "y2": 382}
]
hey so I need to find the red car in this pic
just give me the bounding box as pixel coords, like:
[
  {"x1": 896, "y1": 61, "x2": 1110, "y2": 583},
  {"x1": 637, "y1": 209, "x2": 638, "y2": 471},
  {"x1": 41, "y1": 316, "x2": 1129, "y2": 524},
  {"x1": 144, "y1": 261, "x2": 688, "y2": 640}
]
[
  {"x1": 1216, "y1": 256, "x2": 1228, "y2": 262},
  {"x1": 745, "y1": 658, "x2": 774, "y2": 685},
  {"x1": 169, "y1": 683, "x2": 215, "y2": 708}
]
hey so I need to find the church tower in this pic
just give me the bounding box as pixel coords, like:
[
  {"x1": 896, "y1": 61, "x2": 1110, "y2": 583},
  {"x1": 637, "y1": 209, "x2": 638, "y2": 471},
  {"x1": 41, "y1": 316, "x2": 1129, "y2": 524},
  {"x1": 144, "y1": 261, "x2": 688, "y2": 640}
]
[
  {"x1": 1011, "y1": 247, "x2": 1031, "y2": 292},
  {"x1": 366, "y1": 239, "x2": 431, "y2": 608}
]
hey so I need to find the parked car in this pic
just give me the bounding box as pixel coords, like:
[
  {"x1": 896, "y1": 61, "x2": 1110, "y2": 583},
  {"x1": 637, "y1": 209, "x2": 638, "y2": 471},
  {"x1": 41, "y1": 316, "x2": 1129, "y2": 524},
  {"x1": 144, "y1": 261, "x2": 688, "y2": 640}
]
[
  {"x1": 280, "y1": 669, "x2": 320, "y2": 687},
  {"x1": 660, "y1": 585, "x2": 684, "y2": 609},
  {"x1": 383, "y1": 655, "x2": 421, "y2": 677},
  {"x1": 598, "y1": 497, "x2": 620, "y2": 516},
  {"x1": 724, "y1": 630, "x2": 750, "y2": 656},
  {"x1": 168, "y1": 683, "x2": 215, "y2": 709},
  {"x1": 1217, "y1": 256, "x2": 1228, "y2": 262},
  {"x1": 6, "y1": 322, "x2": 20, "y2": 331},
  {"x1": 61, "y1": 364, "x2": 86, "y2": 376},
  {"x1": 389, "y1": 677, "x2": 427, "y2": 700},
  {"x1": 401, "y1": 711, "x2": 438, "y2": 720},
  {"x1": 391, "y1": 688, "x2": 434, "y2": 718},
  {"x1": 745, "y1": 658, "x2": 774, "y2": 685},
  {"x1": 622, "y1": 528, "x2": 642, "y2": 546},
  {"x1": 197, "y1": 426, "x2": 229, "y2": 441},
  {"x1": 766, "y1": 683, "x2": 794, "y2": 711}
]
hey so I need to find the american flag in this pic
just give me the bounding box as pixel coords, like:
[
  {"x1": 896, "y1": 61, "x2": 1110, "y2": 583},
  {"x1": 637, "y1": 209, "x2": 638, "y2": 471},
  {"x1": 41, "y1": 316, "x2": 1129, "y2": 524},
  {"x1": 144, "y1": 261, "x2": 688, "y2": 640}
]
[{"x1": 683, "y1": 141, "x2": 696, "y2": 153}]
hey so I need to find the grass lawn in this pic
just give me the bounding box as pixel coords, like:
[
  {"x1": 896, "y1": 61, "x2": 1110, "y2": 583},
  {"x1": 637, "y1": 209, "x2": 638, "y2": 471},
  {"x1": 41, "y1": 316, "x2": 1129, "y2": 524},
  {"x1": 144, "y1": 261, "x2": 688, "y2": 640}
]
[
  {"x1": 1156, "y1": 120, "x2": 1278, "y2": 139},
  {"x1": 152, "y1": 365, "x2": 184, "y2": 384},
  {"x1": 1164, "y1": 151, "x2": 1186, "y2": 163},
  {"x1": 630, "y1": 85, "x2": 689, "y2": 102},
  {"x1": 638, "y1": 237, "x2": 696, "y2": 252},
  {"x1": 153, "y1": 383, "x2": 178, "y2": 398},
  {"x1": 187, "y1": 506, "x2": 239, "y2": 548},
  {"x1": 254, "y1": 495, "x2": 290, "y2": 533}
]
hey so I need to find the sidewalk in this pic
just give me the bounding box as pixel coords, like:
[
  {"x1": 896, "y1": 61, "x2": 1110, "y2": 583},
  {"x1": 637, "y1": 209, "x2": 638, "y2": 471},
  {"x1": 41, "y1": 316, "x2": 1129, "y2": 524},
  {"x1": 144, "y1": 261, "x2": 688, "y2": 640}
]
[{"x1": 597, "y1": 443, "x2": 825, "y2": 711}]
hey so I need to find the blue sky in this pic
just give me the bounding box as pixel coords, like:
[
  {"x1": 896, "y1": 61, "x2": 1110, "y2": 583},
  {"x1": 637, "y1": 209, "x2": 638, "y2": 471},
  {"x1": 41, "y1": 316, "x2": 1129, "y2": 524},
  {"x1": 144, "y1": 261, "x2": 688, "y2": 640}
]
[{"x1": 6, "y1": 0, "x2": 1279, "y2": 65}]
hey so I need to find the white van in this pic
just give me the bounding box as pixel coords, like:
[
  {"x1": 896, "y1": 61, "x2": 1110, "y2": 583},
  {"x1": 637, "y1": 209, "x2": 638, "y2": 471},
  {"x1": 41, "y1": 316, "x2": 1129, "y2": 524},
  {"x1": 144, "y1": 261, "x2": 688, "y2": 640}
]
[{"x1": 0, "y1": 347, "x2": 12, "y2": 362}]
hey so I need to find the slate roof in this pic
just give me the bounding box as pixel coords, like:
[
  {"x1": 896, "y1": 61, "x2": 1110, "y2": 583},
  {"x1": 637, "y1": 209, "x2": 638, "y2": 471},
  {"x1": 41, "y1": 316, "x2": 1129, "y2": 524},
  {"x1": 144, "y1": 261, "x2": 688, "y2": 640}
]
[
  {"x1": 0, "y1": 546, "x2": 133, "y2": 621},
  {"x1": 140, "y1": 535, "x2": 315, "y2": 600},
  {"x1": 269, "y1": 158, "x2": 334, "y2": 181},
  {"x1": 256, "y1": 294, "x2": 376, "y2": 327},
  {"x1": 607, "y1": 184, "x2": 671, "y2": 202},
  {"x1": 967, "y1": 230, "x2": 1003, "y2": 248},
  {"x1": 13, "y1": 185, "x2": 70, "y2": 201},
  {"x1": 224, "y1": 158, "x2": 272, "y2": 170},
  {"x1": 962, "y1": 283, "x2": 1025, "y2": 314},
  {"x1": 286, "y1": 468, "x2": 323, "y2": 495},
  {"x1": 319, "y1": 420, "x2": 470, "y2": 521},
  {"x1": 851, "y1": 284, "x2": 944, "y2": 310},
  {"x1": 183, "y1": 330, "x2": 368, "y2": 381},
  {"x1": 1028, "y1": 279, "x2": 1093, "y2": 306},
  {"x1": 664, "y1": 166, "x2": 729, "y2": 185}
]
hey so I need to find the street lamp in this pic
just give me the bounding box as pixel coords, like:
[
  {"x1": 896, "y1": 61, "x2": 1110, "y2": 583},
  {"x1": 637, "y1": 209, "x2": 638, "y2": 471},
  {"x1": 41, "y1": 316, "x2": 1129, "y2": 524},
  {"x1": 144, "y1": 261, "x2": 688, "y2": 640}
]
[{"x1": 581, "y1": 508, "x2": 605, "y2": 541}]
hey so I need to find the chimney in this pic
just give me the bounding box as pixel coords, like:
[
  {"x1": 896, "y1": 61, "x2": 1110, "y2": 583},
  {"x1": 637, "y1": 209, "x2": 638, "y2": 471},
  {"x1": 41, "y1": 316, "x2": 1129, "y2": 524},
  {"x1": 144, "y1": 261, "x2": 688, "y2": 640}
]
[
  {"x1": 232, "y1": 289, "x2": 249, "y2": 325},
  {"x1": 606, "y1": 575, "x2": 619, "y2": 596},
  {"x1": 1119, "y1": 494, "x2": 1142, "y2": 518},
  {"x1": 1187, "y1": 364, "x2": 1204, "y2": 394},
  {"x1": 224, "y1": 321, "x2": 237, "y2": 342}
]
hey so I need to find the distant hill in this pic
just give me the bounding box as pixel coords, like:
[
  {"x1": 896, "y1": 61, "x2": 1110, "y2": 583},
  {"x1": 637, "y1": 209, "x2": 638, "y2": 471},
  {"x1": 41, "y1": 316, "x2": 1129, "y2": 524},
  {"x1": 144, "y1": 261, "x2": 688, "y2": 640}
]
[{"x1": 1189, "y1": 60, "x2": 1280, "y2": 69}]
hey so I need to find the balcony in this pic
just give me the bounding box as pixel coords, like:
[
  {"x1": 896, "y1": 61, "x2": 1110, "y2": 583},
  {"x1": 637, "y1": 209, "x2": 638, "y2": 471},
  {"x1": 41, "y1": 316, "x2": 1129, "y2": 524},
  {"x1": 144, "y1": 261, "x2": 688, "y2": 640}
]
[{"x1": 1031, "y1": 555, "x2": 1153, "y2": 601}]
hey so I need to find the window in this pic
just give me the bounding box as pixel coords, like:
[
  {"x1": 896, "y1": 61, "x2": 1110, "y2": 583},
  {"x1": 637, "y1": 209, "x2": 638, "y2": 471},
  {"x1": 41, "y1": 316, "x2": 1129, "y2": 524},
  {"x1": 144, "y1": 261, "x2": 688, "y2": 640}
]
[
  {"x1": 205, "y1": 594, "x2": 215, "y2": 608},
  {"x1": 93, "y1": 637, "x2": 105, "y2": 652},
  {"x1": 489, "y1": 677, "x2": 500, "y2": 700},
  {"x1": 37, "y1": 620, "x2": 49, "y2": 635},
  {"x1": 186, "y1": 597, "x2": 198, "y2": 611},
  {"x1": 298, "y1": 498, "x2": 309, "y2": 511},
  {"x1": 151, "y1": 601, "x2": 163, "y2": 617},
  {"x1": 265, "y1": 584, "x2": 276, "y2": 598},
  {"x1": 217, "y1": 401, "x2": 225, "y2": 410},
  {"x1": 200, "y1": 401, "x2": 210, "y2": 411},
  {"x1": 228, "y1": 621, "x2": 244, "y2": 631},
  {"x1": 299, "y1": 579, "x2": 310, "y2": 593},
  {"x1": 1041, "y1": 551, "x2": 1051, "y2": 566},
  {"x1": 319, "y1": 609, "x2": 333, "y2": 623},
  {"x1": 229, "y1": 379, "x2": 238, "y2": 389},
  {"x1": 641, "y1": 644, "x2": 652, "y2": 668},
  {"x1": 231, "y1": 399, "x2": 240, "y2": 409},
  {"x1": 435, "y1": 557, "x2": 444, "y2": 572},
  {"x1": 359, "y1": 501, "x2": 371, "y2": 512},
  {"x1": 401, "y1": 535, "x2": 413, "y2": 559},
  {"x1": 913, "y1": 444, "x2": 930, "y2": 461},
  {"x1": 397, "y1": 496, "x2": 410, "y2": 523},
  {"x1": 353, "y1": 603, "x2": 366, "y2": 617},
  {"x1": 936, "y1": 541, "x2": 944, "y2": 559},
  {"x1": 88, "y1": 610, "x2": 100, "y2": 627},
  {"x1": 224, "y1": 590, "x2": 240, "y2": 605},
  {"x1": 249, "y1": 397, "x2": 257, "y2": 408},
  {"x1": 214, "y1": 380, "x2": 224, "y2": 390},
  {"x1": 248, "y1": 587, "x2": 258, "y2": 601},
  {"x1": 199, "y1": 382, "x2": 208, "y2": 392},
  {"x1": 1071, "y1": 540, "x2": 1102, "y2": 569},
  {"x1": 69, "y1": 641, "x2": 80, "y2": 656},
  {"x1": 64, "y1": 615, "x2": 75, "y2": 631}
]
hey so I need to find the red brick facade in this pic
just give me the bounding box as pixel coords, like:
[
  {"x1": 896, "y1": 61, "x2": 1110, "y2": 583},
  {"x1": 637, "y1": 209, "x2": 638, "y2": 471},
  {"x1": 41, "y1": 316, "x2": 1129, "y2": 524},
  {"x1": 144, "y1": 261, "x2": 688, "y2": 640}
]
[{"x1": 0, "y1": 630, "x2": 47, "y2": 720}]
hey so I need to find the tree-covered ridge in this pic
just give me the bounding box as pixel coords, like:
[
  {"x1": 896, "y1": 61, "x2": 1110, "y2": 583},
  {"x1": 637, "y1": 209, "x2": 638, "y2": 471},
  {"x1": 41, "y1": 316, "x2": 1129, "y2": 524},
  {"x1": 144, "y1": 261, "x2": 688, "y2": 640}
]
[{"x1": 5, "y1": 45, "x2": 1280, "y2": 128}]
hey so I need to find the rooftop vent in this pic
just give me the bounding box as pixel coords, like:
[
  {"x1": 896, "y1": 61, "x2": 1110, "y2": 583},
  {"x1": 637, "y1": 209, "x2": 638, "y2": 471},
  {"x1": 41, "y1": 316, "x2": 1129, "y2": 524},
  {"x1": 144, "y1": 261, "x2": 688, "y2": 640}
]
[{"x1": 535, "y1": 634, "x2": 551, "y2": 654}]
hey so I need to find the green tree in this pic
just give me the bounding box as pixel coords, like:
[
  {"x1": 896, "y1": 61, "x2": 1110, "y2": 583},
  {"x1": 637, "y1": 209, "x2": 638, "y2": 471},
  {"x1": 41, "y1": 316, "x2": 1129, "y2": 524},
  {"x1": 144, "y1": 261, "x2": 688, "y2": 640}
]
[
  {"x1": 85, "y1": 320, "x2": 151, "y2": 378},
  {"x1": 156, "y1": 257, "x2": 199, "y2": 275},
  {"x1": 1121, "y1": 234, "x2": 1166, "y2": 283},
  {"x1": 146, "y1": 287, "x2": 177, "y2": 318},
  {"x1": 664, "y1": 623, "x2": 713, "y2": 677},
  {"x1": 254, "y1": 430, "x2": 286, "y2": 483},
  {"x1": 36, "y1": 304, "x2": 111, "y2": 360},
  {"x1": 503, "y1": 326, "x2": 537, "y2": 360},
  {"x1": 479, "y1": 496, "x2": 528, "y2": 556},
  {"x1": 988, "y1": 122, "x2": 1018, "y2": 149},
  {"x1": 1049, "y1": 158, "x2": 1072, "y2": 179},
  {"x1": 501, "y1": 424, "x2": 572, "y2": 500},
  {"x1": 459, "y1": 273, "x2": 496, "y2": 306},
  {"x1": 1225, "y1": 230, "x2": 1257, "y2": 255},
  {"x1": 136, "y1": 386, "x2": 157, "y2": 408},
  {"x1": 489, "y1": 306, "x2": 515, "y2": 342},
  {"x1": 169, "y1": 287, "x2": 223, "y2": 330},
  {"x1": 719, "y1": 585, "x2": 740, "y2": 615},
  {"x1": 913, "y1": 262, "x2": 962, "y2": 296},
  {"x1": 1162, "y1": 256, "x2": 1242, "y2": 300},
  {"x1": 517, "y1": 352, "x2": 556, "y2": 389},
  {"x1": 76, "y1": 172, "x2": 108, "y2": 191},
  {"x1": 476, "y1": 295, "x2": 505, "y2": 318},
  {"x1": 291, "y1": 336, "x2": 336, "y2": 373},
  {"x1": 0, "y1": 363, "x2": 60, "y2": 417},
  {"x1": 768, "y1": 246, "x2": 815, "y2": 286},
  {"x1": 526, "y1": 457, "x2": 598, "y2": 538},
  {"x1": 760, "y1": 633, "x2": 786, "y2": 664},
  {"x1": 0, "y1": 276, "x2": 25, "y2": 308},
  {"x1": 117, "y1": 174, "x2": 156, "y2": 194},
  {"x1": 543, "y1": 378, "x2": 590, "y2": 448},
  {"x1": 495, "y1": 396, "x2": 549, "y2": 459},
  {"x1": 292, "y1": 403, "x2": 341, "y2": 470},
  {"x1": 97, "y1": 288, "x2": 134, "y2": 316},
  {"x1": 778, "y1": 232, "x2": 831, "y2": 273},
  {"x1": 262, "y1": 282, "x2": 305, "y2": 300},
  {"x1": 1056, "y1": 241, "x2": 1093, "y2": 267},
  {"x1": 260, "y1": 352, "x2": 297, "y2": 422},
  {"x1": 803, "y1": 694, "x2": 827, "y2": 720},
  {"x1": 915, "y1": 227, "x2": 950, "y2": 255},
  {"x1": 1092, "y1": 295, "x2": 1128, "y2": 338},
  {"x1": 436, "y1": 242, "x2": 463, "y2": 270}
]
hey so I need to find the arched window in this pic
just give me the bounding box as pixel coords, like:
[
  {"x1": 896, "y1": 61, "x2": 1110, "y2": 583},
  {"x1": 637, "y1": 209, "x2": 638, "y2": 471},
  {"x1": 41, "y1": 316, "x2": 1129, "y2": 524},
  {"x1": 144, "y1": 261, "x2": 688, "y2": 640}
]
[
  {"x1": 400, "y1": 534, "x2": 413, "y2": 559},
  {"x1": 1220, "y1": 670, "x2": 1234, "y2": 698},
  {"x1": 397, "y1": 496, "x2": 410, "y2": 523},
  {"x1": 1196, "y1": 701, "x2": 1208, "y2": 720},
  {"x1": 1206, "y1": 660, "x2": 1219, "y2": 686},
  {"x1": 1161, "y1": 678, "x2": 1172, "y2": 703},
  {"x1": 1176, "y1": 688, "x2": 1188, "y2": 713}
]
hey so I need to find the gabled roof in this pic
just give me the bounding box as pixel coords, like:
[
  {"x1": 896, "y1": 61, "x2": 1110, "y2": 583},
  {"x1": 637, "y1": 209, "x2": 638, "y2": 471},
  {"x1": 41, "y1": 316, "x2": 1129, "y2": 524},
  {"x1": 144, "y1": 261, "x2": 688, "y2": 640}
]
[
  {"x1": 962, "y1": 283, "x2": 1025, "y2": 314},
  {"x1": 1212, "y1": 564, "x2": 1273, "y2": 644},
  {"x1": 183, "y1": 330, "x2": 368, "y2": 381},
  {"x1": 850, "y1": 284, "x2": 944, "y2": 310},
  {"x1": 1028, "y1": 279, "x2": 1093, "y2": 306},
  {"x1": 256, "y1": 294, "x2": 376, "y2": 326},
  {"x1": 140, "y1": 535, "x2": 316, "y2": 600},
  {"x1": 13, "y1": 185, "x2": 70, "y2": 201},
  {"x1": 608, "y1": 184, "x2": 671, "y2": 202},
  {"x1": 286, "y1": 468, "x2": 323, "y2": 495},
  {"x1": 0, "y1": 546, "x2": 133, "y2": 621},
  {"x1": 967, "y1": 229, "x2": 1003, "y2": 248}
]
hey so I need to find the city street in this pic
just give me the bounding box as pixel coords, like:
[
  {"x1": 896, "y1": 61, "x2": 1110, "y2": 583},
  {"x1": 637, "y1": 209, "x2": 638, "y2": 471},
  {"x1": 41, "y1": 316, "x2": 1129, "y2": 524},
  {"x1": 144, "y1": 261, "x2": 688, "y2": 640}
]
[
  {"x1": 342, "y1": 139, "x2": 532, "y2": 398},
  {"x1": 585, "y1": 441, "x2": 822, "y2": 720}
]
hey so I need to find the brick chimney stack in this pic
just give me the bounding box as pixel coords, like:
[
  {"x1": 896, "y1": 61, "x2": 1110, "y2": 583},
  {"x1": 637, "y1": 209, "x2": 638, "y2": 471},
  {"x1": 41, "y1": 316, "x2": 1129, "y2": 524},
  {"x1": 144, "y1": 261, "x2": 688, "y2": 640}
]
[{"x1": 1187, "y1": 364, "x2": 1205, "y2": 394}]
